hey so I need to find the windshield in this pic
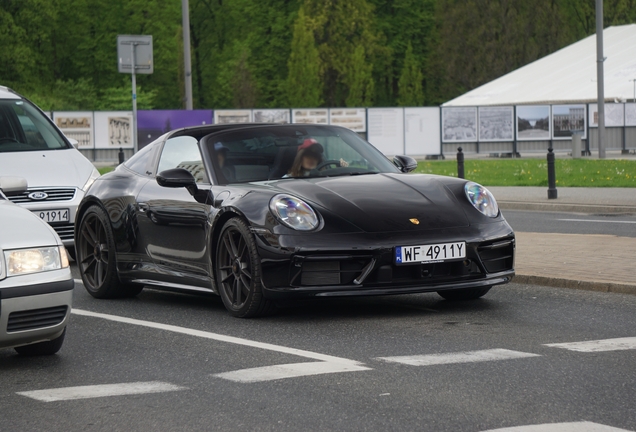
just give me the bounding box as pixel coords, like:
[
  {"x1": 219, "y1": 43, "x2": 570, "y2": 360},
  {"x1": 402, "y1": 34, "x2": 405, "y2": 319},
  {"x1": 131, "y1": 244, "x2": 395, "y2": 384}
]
[
  {"x1": 0, "y1": 99, "x2": 68, "y2": 153},
  {"x1": 203, "y1": 125, "x2": 399, "y2": 184}
]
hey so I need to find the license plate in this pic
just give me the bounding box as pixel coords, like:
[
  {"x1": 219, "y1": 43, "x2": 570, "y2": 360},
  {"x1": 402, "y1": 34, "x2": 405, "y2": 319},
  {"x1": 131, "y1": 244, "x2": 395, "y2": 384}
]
[
  {"x1": 34, "y1": 209, "x2": 70, "y2": 223},
  {"x1": 395, "y1": 242, "x2": 466, "y2": 265}
]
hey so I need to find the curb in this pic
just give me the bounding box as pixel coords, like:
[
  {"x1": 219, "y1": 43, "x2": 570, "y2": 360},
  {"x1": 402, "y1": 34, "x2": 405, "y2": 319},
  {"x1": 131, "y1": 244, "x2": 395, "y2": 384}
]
[
  {"x1": 512, "y1": 274, "x2": 636, "y2": 296},
  {"x1": 499, "y1": 201, "x2": 636, "y2": 214}
]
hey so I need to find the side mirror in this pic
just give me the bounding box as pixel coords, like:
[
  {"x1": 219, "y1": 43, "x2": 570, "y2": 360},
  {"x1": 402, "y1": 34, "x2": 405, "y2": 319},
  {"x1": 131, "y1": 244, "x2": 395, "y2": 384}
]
[
  {"x1": 67, "y1": 138, "x2": 79, "y2": 149},
  {"x1": 393, "y1": 155, "x2": 418, "y2": 173},
  {"x1": 0, "y1": 176, "x2": 28, "y2": 194},
  {"x1": 157, "y1": 168, "x2": 197, "y2": 189},
  {"x1": 157, "y1": 168, "x2": 211, "y2": 204}
]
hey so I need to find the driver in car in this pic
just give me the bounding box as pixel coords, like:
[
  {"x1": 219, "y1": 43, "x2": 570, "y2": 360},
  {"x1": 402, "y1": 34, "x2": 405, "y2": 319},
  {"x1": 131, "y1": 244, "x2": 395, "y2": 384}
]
[{"x1": 285, "y1": 138, "x2": 348, "y2": 178}]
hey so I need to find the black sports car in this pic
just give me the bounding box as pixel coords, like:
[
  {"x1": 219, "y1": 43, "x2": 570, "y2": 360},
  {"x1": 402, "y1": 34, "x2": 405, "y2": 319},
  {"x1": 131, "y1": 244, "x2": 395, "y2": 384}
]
[{"x1": 75, "y1": 124, "x2": 514, "y2": 317}]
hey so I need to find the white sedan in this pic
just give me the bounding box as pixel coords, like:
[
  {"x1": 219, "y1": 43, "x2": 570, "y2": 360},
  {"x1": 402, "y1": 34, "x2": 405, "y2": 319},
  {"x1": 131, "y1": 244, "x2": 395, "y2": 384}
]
[{"x1": 0, "y1": 177, "x2": 73, "y2": 355}]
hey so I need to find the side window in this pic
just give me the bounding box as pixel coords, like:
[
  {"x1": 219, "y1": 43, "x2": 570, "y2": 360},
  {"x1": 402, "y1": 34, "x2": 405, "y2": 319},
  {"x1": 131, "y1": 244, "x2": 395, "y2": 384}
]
[
  {"x1": 157, "y1": 136, "x2": 209, "y2": 184},
  {"x1": 124, "y1": 142, "x2": 157, "y2": 175}
]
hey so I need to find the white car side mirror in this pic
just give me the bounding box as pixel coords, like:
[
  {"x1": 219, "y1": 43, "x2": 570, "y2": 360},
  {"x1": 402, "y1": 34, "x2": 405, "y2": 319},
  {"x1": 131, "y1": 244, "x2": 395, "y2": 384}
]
[{"x1": 68, "y1": 138, "x2": 79, "y2": 149}]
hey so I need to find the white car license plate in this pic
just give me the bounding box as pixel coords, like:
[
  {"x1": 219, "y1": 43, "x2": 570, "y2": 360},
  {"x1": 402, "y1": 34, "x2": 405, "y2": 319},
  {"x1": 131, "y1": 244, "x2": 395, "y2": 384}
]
[
  {"x1": 395, "y1": 242, "x2": 466, "y2": 265},
  {"x1": 34, "y1": 209, "x2": 70, "y2": 224}
]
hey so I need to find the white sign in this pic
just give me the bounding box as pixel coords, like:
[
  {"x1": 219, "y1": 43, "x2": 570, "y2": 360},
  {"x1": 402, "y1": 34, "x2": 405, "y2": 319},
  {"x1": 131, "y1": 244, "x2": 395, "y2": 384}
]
[
  {"x1": 478, "y1": 106, "x2": 513, "y2": 142},
  {"x1": 589, "y1": 103, "x2": 624, "y2": 127},
  {"x1": 367, "y1": 108, "x2": 404, "y2": 155},
  {"x1": 94, "y1": 111, "x2": 133, "y2": 149},
  {"x1": 54, "y1": 111, "x2": 94, "y2": 149},
  {"x1": 442, "y1": 107, "x2": 477, "y2": 142},
  {"x1": 329, "y1": 108, "x2": 366, "y2": 132},
  {"x1": 625, "y1": 103, "x2": 636, "y2": 127},
  {"x1": 214, "y1": 110, "x2": 252, "y2": 124},
  {"x1": 404, "y1": 107, "x2": 440, "y2": 155},
  {"x1": 253, "y1": 109, "x2": 290, "y2": 123},
  {"x1": 516, "y1": 105, "x2": 551, "y2": 141},
  {"x1": 292, "y1": 109, "x2": 329, "y2": 125}
]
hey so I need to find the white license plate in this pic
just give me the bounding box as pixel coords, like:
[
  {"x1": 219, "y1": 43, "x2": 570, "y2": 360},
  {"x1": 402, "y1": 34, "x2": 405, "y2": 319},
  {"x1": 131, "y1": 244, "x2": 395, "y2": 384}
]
[
  {"x1": 34, "y1": 209, "x2": 70, "y2": 223},
  {"x1": 395, "y1": 242, "x2": 466, "y2": 265}
]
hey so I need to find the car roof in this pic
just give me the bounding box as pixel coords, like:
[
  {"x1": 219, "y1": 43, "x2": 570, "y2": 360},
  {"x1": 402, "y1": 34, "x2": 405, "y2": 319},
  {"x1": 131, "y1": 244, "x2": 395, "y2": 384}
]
[{"x1": 0, "y1": 86, "x2": 22, "y2": 100}]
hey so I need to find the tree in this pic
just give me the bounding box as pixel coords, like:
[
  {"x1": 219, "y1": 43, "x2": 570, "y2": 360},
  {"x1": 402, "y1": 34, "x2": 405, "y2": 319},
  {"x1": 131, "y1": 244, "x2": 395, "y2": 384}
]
[
  {"x1": 345, "y1": 45, "x2": 374, "y2": 107},
  {"x1": 397, "y1": 43, "x2": 424, "y2": 106},
  {"x1": 286, "y1": 7, "x2": 322, "y2": 107}
]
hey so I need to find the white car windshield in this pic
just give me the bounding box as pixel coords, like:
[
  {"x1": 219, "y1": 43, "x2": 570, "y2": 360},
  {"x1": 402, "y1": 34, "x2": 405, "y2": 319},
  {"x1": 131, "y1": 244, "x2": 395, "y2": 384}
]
[{"x1": 0, "y1": 99, "x2": 68, "y2": 152}]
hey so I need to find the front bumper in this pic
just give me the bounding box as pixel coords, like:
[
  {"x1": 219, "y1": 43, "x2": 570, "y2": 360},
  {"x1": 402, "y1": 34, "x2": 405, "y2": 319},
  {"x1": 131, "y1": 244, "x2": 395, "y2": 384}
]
[
  {"x1": 255, "y1": 222, "x2": 515, "y2": 299},
  {"x1": 0, "y1": 270, "x2": 73, "y2": 350},
  {"x1": 7, "y1": 187, "x2": 85, "y2": 247}
]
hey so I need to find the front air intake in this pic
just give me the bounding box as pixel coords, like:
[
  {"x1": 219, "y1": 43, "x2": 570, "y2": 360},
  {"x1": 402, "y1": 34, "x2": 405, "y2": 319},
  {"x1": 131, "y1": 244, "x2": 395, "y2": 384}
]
[{"x1": 7, "y1": 306, "x2": 68, "y2": 332}]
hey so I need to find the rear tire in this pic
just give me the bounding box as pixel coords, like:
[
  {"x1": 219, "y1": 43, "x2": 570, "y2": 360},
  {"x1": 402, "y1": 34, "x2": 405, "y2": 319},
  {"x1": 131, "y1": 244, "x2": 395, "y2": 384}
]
[
  {"x1": 437, "y1": 287, "x2": 491, "y2": 301},
  {"x1": 15, "y1": 328, "x2": 66, "y2": 356},
  {"x1": 215, "y1": 218, "x2": 274, "y2": 318},
  {"x1": 77, "y1": 205, "x2": 143, "y2": 298}
]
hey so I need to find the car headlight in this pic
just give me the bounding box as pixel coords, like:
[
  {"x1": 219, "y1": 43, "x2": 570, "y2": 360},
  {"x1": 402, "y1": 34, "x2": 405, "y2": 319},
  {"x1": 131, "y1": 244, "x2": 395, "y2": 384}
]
[
  {"x1": 82, "y1": 167, "x2": 101, "y2": 192},
  {"x1": 269, "y1": 194, "x2": 319, "y2": 231},
  {"x1": 4, "y1": 246, "x2": 69, "y2": 276},
  {"x1": 464, "y1": 182, "x2": 499, "y2": 217}
]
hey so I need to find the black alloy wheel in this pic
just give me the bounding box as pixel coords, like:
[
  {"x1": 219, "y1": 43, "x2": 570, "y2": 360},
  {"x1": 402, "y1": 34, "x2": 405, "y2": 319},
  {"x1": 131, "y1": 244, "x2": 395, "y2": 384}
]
[
  {"x1": 77, "y1": 205, "x2": 143, "y2": 298},
  {"x1": 215, "y1": 218, "x2": 273, "y2": 318}
]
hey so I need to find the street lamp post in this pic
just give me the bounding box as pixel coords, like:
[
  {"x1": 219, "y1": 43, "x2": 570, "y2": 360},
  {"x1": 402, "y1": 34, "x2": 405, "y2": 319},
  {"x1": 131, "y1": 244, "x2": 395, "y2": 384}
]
[{"x1": 631, "y1": 79, "x2": 636, "y2": 103}]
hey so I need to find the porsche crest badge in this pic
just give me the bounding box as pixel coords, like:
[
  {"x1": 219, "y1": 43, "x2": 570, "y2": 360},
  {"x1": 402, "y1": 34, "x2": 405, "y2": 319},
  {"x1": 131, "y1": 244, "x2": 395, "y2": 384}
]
[{"x1": 409, "y1": 218, "x2": 420, "y2": 225}]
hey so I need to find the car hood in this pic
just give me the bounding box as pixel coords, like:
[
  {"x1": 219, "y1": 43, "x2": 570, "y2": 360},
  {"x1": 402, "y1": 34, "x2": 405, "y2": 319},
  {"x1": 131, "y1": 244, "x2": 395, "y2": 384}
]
[
  {"x1": 0, "y1": 149, "x2": 94, "y2": 188},
  {"x1": 0, "y1": 201, "x2": 60, "y2": 250},
  {"x1": 270, "y1": 173, "x2": 470, "y2": 232}
]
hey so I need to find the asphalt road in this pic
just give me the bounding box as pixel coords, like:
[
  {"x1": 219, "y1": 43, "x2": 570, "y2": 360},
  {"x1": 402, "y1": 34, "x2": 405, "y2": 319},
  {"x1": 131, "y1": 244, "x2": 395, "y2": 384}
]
[
  {"x1": 1, "y1": 277, "x2": 635, "y2": 431},
  {"x1": 502, "y1": 210, "x2": 636, "y2": 237}
]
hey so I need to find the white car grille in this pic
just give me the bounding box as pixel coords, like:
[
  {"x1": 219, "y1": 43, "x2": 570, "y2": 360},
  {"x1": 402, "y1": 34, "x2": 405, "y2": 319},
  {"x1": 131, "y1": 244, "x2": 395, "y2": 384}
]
[{"x1": 7, "y1": 188, "x2": 76, "y2": 204}]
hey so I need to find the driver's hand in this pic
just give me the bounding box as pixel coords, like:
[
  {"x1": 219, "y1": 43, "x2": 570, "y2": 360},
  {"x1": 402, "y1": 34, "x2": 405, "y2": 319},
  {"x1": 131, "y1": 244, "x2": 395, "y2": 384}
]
[{"x1": 339, "y1": 158, "x2": 349, "y2": 167}]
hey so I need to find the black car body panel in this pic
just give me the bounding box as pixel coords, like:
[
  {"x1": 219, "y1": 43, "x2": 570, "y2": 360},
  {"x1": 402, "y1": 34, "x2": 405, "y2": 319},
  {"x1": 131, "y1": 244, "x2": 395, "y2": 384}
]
[{"x1": 76, "y1": 124, "x2": 514, "y2": 309}]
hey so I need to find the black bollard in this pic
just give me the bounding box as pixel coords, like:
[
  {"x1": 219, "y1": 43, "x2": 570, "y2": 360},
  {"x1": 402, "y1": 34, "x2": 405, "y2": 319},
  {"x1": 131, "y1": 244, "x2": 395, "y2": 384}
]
[
  {"x1": 457, "y1": 147, "x2": 465, "y2": 179},
  {"x1": 118, "y1": 147, "x2": 125, "y2": 164},
  {"x1": 547, "y1": 147, "x2": 557, "y2": 199}
]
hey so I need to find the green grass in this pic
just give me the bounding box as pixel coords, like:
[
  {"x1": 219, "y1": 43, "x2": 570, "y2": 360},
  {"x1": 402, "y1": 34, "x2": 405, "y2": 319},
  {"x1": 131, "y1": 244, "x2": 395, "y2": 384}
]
[
  {"x1": 414, "y1": 159, "x2": 636, "y2": 187},
  {"x1": 98, "y1": 167, "x2": 115, "y2": 175}
]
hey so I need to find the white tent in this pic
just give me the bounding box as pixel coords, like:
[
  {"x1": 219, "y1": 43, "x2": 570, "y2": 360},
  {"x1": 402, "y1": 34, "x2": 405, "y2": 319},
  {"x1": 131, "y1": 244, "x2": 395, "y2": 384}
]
[{"x1": 443, "y1": 24, "x2": 636, "y2": 107}]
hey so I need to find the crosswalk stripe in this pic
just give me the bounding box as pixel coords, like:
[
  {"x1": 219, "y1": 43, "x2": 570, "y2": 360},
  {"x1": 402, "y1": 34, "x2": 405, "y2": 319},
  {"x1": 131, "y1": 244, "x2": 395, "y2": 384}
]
[
  {"x1": 214, "y1": 361, "x2": 371, "y2": 383},
  {"x1": 16, "y1": 381, "x2": 186, "y2": 402},
  {"x1": 376, "y1": 349, "x2": 540, "y2": 366},
  {"x1": 481, "y1": 421, "x2": 632, "y2": 431},
  {"x1": 544, "y1": 337, "x2": 636, "y2": 352}
]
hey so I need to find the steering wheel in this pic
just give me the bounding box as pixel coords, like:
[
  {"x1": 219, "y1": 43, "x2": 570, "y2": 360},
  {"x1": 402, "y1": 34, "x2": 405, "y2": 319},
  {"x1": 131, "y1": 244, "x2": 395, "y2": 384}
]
[{"x1": 317, "y1": 159, "x2": 341, "y2": 171}]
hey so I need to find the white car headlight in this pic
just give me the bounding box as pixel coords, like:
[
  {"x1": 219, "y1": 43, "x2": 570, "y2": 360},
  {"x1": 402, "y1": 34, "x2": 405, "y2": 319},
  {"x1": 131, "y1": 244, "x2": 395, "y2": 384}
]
[
  {"x1": 82, "y1": 167, "x2": 101, "y2": 192},
  {"x1": 269, "y1": 194, "x2": 319, "y2": 231},
  {"x1": 4, "y1": 246, "x2": 69, "y2": 276},
  {"x1": 464, "y1": 182, "x2": 499, "y2": 217}
]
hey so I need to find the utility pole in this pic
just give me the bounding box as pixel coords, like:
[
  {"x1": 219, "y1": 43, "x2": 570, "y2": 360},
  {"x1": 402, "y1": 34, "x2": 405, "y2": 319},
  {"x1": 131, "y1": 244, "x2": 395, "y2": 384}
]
[
  {"x1": 182, "y1": 0, "x2": 193, "y2": 110},
  {"x1": 596, "y1": 0, "x2": 606, "y2": 158}
]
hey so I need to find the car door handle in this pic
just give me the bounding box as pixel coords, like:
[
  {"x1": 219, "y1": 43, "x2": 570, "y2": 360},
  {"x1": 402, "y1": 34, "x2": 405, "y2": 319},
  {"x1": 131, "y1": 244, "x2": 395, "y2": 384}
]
[{"x1": 138, "y1": 203, "x2": 149, "y2": 213}]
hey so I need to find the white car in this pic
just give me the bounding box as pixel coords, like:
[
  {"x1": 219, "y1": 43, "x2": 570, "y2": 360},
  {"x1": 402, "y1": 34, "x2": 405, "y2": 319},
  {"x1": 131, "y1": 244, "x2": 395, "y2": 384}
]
[
  {"x1": 0, "y1": 177, "x2": 73, "y2": 355},
  {"x1": 0, "y1": 86, "x2": 100, "y2": 257}
]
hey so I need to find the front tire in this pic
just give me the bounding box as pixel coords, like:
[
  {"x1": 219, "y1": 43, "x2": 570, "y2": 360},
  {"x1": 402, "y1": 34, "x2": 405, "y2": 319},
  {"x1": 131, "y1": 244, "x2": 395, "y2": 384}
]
[
  {"x1": 437, "y1": 287, "x2": 491, "y2": 301},
  {"x1": 15, "y1": 328, "x2": 66, "y2": 356},
  {"x1": 77, "y1": 205, "x2": 143, "y2": 298},
  {"x1": 215, "y1": 218, "x2": 274, "y2": 318}
]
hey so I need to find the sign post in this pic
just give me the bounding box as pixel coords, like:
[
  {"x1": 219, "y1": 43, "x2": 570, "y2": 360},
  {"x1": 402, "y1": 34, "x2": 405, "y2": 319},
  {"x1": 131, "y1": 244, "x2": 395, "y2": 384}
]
[{"x1": 117, "y1": 35, "x2": 153, "y2": 154}]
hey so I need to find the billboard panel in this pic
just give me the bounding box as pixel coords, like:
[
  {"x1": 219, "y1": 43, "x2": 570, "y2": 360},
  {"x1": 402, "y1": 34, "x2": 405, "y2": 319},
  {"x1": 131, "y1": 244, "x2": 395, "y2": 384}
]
[
  {"x1": 404, "y1": 107, "x2": 440, "y2": 155},
  {"x1": 367, "y1": 108, "x2": 404, "y2": 155},
  {"x1": 329, "y1": 108, "x2": 366, "y2": 132},
  {"x1": 292, "y1": 108, "x2": 329, "y2": 125},
  {"x1": 589, "y1": 103, "x2": 625, "y2": 127},
  {"x1": 53, "y1": 111, "x2": 94, "y2": 149},
  {"x1": 552, "y1": 104, "x2": 586, "y2": 139},
  {"x1": 478, "y1": 106, "x2": 513, "y2": 142},
  {"x1": 516, "y1": 105, "x2": 551, "y2": 141},
  {"x1": 442, "y1": 107, "x2": 477, "y2": 142},
  {"x1": 94, "y1": 111, "x2": 133, "y2": 149}
]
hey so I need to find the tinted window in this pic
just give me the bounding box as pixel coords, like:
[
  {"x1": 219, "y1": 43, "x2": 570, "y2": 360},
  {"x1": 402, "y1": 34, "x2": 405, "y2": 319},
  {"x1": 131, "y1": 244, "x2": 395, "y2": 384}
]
[
  {"x1": 124, "y1": 142, "x2": 157, "y2": 175},
  {"x1": 157, "y1": 136, "x2": 208, "y2": 184},
  {"x1": 0, "y1": 99, "x2": 67, "y2": 152},
  {"x1": 204, "y1": 125, "x2": 399, "y2": 183}
]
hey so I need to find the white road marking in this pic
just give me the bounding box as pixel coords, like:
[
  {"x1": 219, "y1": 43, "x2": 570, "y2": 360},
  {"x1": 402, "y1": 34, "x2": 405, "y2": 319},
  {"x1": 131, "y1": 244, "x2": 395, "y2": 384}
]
[
  {"x1": 214, "y1": 361, "x2": 371, "y2": 383},
  {"x1": 481, "y1": 421, "x2": 632, "y2": 431},
  {"x1": 71, "y1": 308, "x2": 369, "y2": 383},
  {"x1": 557, "y1": 218, "x2": 636, "y2": 224},
  {"x1": 17, "y1": 381, "x2": 186, "y2": 402},
  {"x1": 544, "y1": 337, "x2": 636, "y2": 352},
  {"x1": 376, "y1": 349, "x2": 540, "y2": 366}
]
